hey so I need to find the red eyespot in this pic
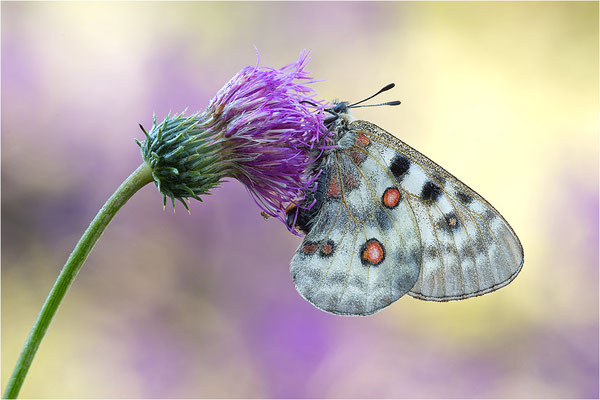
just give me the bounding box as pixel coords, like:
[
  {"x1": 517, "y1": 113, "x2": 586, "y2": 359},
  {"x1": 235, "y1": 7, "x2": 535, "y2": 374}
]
[
  {"x1": 355, "y1": 132, "x2": 370, "y2": 147},
  {"x1": 382, "y1": 187, "x2": 401, "y2": 209},
  {"x1": 360, "y1": 239, "x2": 385, "y2": 266}
]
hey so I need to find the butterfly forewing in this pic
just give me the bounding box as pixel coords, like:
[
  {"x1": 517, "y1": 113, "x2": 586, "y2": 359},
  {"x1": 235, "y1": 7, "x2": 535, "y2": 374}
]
[{"x1": 350, "y1": 120, "x2": 524, "y2": 301}]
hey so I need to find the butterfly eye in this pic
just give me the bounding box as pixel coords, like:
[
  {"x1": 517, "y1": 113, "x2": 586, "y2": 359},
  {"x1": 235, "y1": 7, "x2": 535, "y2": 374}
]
[{"x1": 331, "y1": 102, "x2": 349, "y2": 114}]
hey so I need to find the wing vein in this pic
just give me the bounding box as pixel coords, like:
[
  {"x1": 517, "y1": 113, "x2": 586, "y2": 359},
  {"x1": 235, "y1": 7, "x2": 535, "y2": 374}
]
[
  {"x1": 348, "y1": 148, "x2": 411, "y2": 304},
  {"x1": 335, "y1": 224, "x2": 360, "y2": 310},
  {"x1": 312, "y1": 218, "x2": 351, "y2": 296},
  {"x1": 434, "y1": 201, "x2": 466, "y2": 295},
  {"x1": 425, "y1": 204, "x2": 447, "y2": 297}
]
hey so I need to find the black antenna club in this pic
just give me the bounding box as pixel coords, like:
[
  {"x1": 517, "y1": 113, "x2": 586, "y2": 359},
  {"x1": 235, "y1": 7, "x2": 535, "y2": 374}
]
[{"x1": 348, "y1": 83, "x2": 398, "y2": 108}]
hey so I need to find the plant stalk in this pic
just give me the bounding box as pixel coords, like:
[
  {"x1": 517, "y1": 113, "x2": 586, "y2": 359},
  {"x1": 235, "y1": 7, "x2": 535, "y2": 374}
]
[{"x1": 3, "y1": 163, "x2": 154, "y2": 398}]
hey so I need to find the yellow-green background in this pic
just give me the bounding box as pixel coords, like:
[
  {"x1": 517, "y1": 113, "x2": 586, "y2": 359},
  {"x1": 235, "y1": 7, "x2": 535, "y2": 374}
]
[{"x1": 2, "y1": 2, "x2": 598, "y2": 398}]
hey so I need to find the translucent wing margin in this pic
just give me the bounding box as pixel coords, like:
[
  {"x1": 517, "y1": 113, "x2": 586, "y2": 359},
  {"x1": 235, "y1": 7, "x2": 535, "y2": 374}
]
[{"x1": 349, "y1": 120, "x2": 524, "y2": 301}]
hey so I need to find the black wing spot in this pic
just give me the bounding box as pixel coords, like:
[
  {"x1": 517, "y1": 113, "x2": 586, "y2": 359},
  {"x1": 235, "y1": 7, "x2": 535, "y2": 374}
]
[
  {"x1": 445, "y1": 212, "x2": 460, "y2": 231},
  {"x1": 426, "y1": 246, "x2": 439, "y2": 259},
  {"x1": 421, "y1": 181, "x2": 442, "y2": 202},
  {"x1": 432, "y1": 173, "x2": 446, "y2": 187},
  {"x1": 319, "y1": 239, "x2": 335, "y2": 258},
  {"x1": 456, "y1": 190, "x2": 473, "y2": 205},
  {"x1": 390, "y1": 155, "x2": 410, "y2": 180},
  {"x1": 435, "y1": 217, "x2": 451, "y2": 233},
  {"x1": 483, "y1": 209, "x2": 497, "y2": 221},
  {"x1": 410, "y1": 247, "x2": 422, "y2": 265}
]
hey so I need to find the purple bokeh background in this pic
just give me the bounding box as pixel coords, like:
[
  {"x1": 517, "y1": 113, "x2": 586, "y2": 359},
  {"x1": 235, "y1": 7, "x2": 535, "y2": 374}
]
[{"x1": 2, "y1": 2, "x2": 598, "y2": 398}]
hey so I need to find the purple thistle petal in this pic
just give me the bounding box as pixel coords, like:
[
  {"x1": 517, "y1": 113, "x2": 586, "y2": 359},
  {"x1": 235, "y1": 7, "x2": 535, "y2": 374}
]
[
  {"x1": 206, "y1": 52, "x2": 330, "y2": 228},
  {"x1": 142, "y1": 51, "x2": 331, "y2": 233}
]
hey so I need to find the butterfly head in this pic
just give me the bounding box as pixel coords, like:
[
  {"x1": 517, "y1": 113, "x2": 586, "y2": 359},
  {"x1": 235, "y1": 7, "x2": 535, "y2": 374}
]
[
  {"x1": 329, "y1": 101, "x2": 350, "y2": 115},
  {"x1": 324, "y1": 101, "x2": 355, "y2": 133},
  {"x1": 323, "y1": 84, "x2": 401, "y2": 133}
]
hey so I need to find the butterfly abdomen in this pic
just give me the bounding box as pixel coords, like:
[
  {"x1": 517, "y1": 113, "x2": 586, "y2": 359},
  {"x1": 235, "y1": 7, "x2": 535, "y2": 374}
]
[{"x1": 287, "y1": 159, "x2": 330, "y2": 234}]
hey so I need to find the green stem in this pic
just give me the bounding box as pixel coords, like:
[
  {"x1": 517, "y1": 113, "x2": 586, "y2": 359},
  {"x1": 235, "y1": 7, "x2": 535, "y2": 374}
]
[{"x1": 3, "y1": 163, "x2": 154, "y2": 399}]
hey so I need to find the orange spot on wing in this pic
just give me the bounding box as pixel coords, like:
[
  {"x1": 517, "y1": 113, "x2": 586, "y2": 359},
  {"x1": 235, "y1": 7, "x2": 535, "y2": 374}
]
[
  {"x1": 320, "y1": 241, "x2": 333, "y2": 256},
  {"x1": 360, "y1": 239, "x2": 385, "y2": 265},
  {"x1": 328, "y1": 175, "x2": 341, "y2": 198},
  {"x1": 362, "y1": 240, "x2": 384, "y2": 264},
  {"x1": 350, "y1": 150, "x2": 367, "y2": 164},
  {"x1": 302, "y1": 243, "x2": 319, "y2": 254},
  {"x1": 355, "y1": 132, "x2": 370, "y2": 147},
  {"x1": 383, "y1": 188, "x2": 400, "y2": 208},
  {"x1": 343, "y1": 170, "x2": 361, "y2": 190}
]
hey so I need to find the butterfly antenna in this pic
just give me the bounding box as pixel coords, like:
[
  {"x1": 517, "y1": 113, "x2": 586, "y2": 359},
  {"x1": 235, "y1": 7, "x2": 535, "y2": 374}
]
[
  {"x1": 348, "y1": 83, "x2": 396, "y2": 107},
  {"x1": 300, "y1": 100, "x2": 320, "y2": 107},
  {"x1": 351, "y1": 100, "x2": 401, "y2": 108}
]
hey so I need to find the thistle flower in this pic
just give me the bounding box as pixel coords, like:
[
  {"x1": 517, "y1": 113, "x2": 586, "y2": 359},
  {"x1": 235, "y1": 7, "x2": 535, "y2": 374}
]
[
  {"x1": 5, "y1": 52, "x2": 332, "y2": 397},
  {"x1": 139, "y1": 51, "x2": 329, "y2": 228}
]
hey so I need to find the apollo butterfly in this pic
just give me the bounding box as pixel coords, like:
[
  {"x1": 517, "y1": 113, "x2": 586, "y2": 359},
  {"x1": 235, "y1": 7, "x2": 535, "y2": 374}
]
[{"x1": 286, "y1": 84, "x2": 524, "y2": 316}]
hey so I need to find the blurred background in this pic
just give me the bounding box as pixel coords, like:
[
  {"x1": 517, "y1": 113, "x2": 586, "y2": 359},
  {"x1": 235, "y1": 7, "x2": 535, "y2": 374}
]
[{"x1": 2, "y1": 2, "x2": 598, "y2": 398}]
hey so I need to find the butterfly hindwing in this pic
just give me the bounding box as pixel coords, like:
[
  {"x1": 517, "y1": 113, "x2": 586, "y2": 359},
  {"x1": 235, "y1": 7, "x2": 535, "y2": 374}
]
[
  {"x1": 349, "y1": 120, "x2": 524, "y2": 301},
  {"x1": 290, "y1": 145, "x2": 422, "y2": 315}
]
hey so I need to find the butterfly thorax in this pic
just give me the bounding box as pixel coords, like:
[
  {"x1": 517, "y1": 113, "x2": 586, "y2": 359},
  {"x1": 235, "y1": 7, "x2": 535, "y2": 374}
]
[
  {"x1": 286, "y1": 101, "x2": 357, "y2": 234},
  {"x1": 324, "y1": 100, "x2": 356, "y2": 143}
]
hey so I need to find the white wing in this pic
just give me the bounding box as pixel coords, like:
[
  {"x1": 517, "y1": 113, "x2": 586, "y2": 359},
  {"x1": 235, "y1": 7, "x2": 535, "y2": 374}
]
[
  {"x1": 290, "y1": 149, "x2": 422, "y2": 315},
  {"x1": 350, "y1": 120, "x2": 524, "y2": 301}
]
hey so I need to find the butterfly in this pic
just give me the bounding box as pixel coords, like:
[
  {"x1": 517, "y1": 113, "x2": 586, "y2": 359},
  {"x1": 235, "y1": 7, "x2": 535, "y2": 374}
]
[{"x1": 286, "y1": 84, "x2": 524, "y2": 316}]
